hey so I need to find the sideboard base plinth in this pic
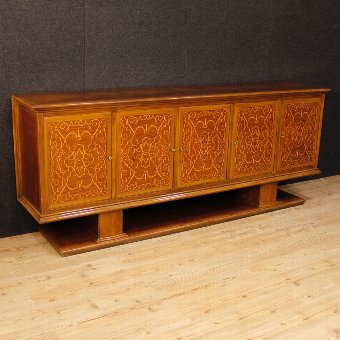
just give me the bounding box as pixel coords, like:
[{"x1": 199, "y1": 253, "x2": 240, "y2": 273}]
[{"x1": 40, "y1": 187, "x2": 305, "y2": 256}]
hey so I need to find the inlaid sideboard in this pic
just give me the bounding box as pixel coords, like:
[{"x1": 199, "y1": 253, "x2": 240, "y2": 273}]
[{"x1": 12, "y1": 83, "x2": 330, "y2": 255}]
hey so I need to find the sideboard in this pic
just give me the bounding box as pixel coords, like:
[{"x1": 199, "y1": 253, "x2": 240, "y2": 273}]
[{"x1": 12, "y1": 83, "x2": 330, "y2": 255}]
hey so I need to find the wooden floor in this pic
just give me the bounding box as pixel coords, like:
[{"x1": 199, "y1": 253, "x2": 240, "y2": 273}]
[{"x1": 1, "y1": 176, "x2": 340, "y2": 339}]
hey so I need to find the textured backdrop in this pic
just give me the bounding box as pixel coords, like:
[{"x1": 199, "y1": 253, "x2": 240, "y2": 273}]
[{"x1": 0, "y1": 0, "x2": 339, "y2": 237}]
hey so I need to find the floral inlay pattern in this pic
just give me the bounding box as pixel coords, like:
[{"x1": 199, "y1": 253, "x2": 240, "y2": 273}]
[
  {"x1": 119, "y1": 112, "x2": 172, "y2": 194},
  {"x1": 280, "y1": 100, "x2": 320, "y2": 168},
  {"x1": 180, "y1": 107, "x2": 229, "y2": 184},
  {"x1": 48, "y1": 118, "x2": 109, "y2": 204},
  {"x1": 233, "y1": 104, "x2": 276, "y2": 176}
]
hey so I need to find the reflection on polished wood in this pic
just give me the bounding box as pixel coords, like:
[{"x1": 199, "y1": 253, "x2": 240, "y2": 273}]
[{"x1": 1, "y1": 176, "x2": 340, "y2": 338}]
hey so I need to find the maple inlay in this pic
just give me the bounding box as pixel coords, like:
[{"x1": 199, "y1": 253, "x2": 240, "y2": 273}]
[
  {"x1": 179, "y1": 106, "x2": 229, "y2": 186},
  {"x1": 12, "y1": 83, "x2": 329, "y2": 255},
  {"x1": 231, "y1": 102, "x2": 277, "y2": 178},
  {"x1": 118, "y1": 111, "x2": 173, "y2": 195},
  {"x1": 279, "y1": 99, "x2": 321, "y2": 169},
  {"x1": 48, "y1": 116, "x2": 110, "y2": 206}
]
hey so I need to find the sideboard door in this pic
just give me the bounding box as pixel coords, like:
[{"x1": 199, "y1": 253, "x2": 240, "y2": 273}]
[
  {"x1": 176, "y1": 105, "x2": 230, "y2": 188},
  {"x1": 44, "y1": 112, "x2": 112, "y2": 210},
  {"x1": 277, "y1": 98, "x2": 323, "y2": 172},
  {"x1": 117, "y1": 108, "x2": 175, "y2": 197},
  {"x1": 230, "y1": 101, "x2": 279, "y2": 179}
]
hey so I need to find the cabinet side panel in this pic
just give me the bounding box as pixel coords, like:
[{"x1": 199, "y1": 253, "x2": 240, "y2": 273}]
[{"x1": 17, "y1": 106, "x2": 40, "y2": 209}]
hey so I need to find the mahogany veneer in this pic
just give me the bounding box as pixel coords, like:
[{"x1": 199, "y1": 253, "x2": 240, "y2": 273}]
[{"x1": 12, "y1": 83, "x2": 330, "y2": 256}]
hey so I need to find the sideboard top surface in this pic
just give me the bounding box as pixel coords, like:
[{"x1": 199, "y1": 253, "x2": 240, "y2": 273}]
[{"x1": 13, "y1": 82, "x2": 330, "y2": 111}]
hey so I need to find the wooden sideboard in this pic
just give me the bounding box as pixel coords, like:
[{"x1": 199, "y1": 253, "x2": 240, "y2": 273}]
[{"x1": 12, "y1": 83, "x2": 330, "y2": 255}]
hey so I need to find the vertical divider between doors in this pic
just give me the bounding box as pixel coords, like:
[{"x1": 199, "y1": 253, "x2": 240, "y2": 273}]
[
  {"x1": 226, "y1": 103, "x2": 234, "y2": 181},
  {"x1": 273, "y1": 100, "x2": 283, "y2": 174},
  {"x1": 271, "y1": 101, "x2": 281, "y2": 176},
  {"x1": 173, "y1": 107, "x2": 180, "y2": 189},
  {"x1": 111, "y1": 110, "x2": 117, "y2": 200},
  {"x1": 229, "y1": 103, "x2": 239, "y2": 180}
]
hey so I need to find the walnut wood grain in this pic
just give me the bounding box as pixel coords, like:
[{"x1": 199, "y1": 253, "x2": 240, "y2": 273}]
[
  {"x1": 13, "y1": 104, "x2": 41, "y2": 209},
  {"x1": 43, "y1": 112, "x2": 112, "y2": 210},
  {"x1": 230, "y1": 101, "x2": 279, "y2": 179},
  {"x1": 97, "y1": 210, "x2": 126, "y2": 242},
  {"x1": 117, "y1": 108, "x2": 175, "y2": 196},
  {"x1": 259, "y1": 182, "x2": 278, "y2": 207},
  {"x1": 12, "y1": 83, "x2": 330, "y2": 255},
  {"x1": 177, "y1": 105, "x2": 230, "y2": 187},
  {"x1": 278, "y1": 98, "x2": 323, "y2": 171},
  {"x1": 13, "y1": 82, "x2": 329, "y2": 111}
]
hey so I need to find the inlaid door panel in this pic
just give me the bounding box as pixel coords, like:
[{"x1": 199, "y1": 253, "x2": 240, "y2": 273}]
[
  {"x1": 277, "y1": 98, "x2": 322, "y2": 171},
  {"x1": 230, "y1": 101, "x2": 279, "y2": 179},
  {"x1": 117, "y1": 108, "x2": 175, "y2": 196},
  {"x1": 176, "y1": 105, "x2": 230, "y2": 187},
  {"x1": 44, "y1": 112, "x2": 112, "y2": 209}
]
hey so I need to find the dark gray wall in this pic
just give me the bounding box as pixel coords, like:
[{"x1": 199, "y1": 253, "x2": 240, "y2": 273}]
[{"x1": 1, "y1": 0, "x2": 339, "y2": 237}]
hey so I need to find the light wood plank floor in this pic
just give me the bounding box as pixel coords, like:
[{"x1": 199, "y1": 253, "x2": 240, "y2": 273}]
[{"x1": 1, "y1": 176, "x2": 340, "y2": 340}]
